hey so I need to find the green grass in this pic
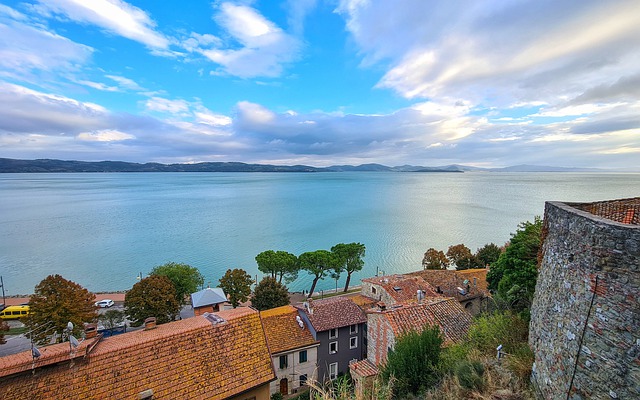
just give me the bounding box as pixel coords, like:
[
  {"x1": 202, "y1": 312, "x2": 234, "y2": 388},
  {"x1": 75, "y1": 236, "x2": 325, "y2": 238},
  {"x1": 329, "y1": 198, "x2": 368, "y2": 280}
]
[
  {"x1": 6, "y1": 326, "x2": 28, "y2": 335},
  {"x1": 311, "y1": 287, "x2": 361, "y2": 300}
]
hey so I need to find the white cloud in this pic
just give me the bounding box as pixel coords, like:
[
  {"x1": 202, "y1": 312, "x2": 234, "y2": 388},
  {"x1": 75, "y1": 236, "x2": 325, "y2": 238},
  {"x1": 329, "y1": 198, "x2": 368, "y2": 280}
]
[
  {"x1": 105, "y1": 75, "x2": 144, "y2": 91},
  {"x1": 0, "y1": 6, "x2": 93, "y2": 79},
  {"x1": 339, "y1": 0, "x2": 640, "y2": 109},
  {"x1": 77, "y1": 80, "x2": 119, "y2": 91},
  {"x1": 77, "y1": 129, "x2": 135, "y2": 141},
  {"x1": 145, "y1": 97, "x2": 190, "y2": 114},
  {"x1": 37, "y1": 0, "x2": 169, "y2": 49},
  {"x1": 195, "y1": 2, "x2": 302, "y2": 78}
]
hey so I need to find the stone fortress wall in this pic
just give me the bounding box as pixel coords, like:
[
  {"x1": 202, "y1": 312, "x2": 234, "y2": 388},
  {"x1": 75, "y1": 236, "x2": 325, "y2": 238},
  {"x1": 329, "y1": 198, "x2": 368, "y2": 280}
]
[{"x1": 529, "y1": 197, "x2": 640, "y2": 399}]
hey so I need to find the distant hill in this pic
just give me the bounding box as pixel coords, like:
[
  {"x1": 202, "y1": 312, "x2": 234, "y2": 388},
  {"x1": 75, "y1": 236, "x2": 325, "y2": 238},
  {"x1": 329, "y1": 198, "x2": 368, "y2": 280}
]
[
  {"x1": 0, "y1": 158, "x2": 605, "y2": 173},
  {"x1": 0, "y1": 158, "x2": 322, "y2": 173}
]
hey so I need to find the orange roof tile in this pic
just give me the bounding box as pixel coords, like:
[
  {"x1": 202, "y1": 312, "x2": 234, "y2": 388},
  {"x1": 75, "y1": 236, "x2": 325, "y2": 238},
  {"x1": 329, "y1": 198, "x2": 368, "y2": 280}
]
[
  {"x1": 361, "y1": 275, "x2": 440, "y2": 304},
  {"x1": 0, "y1": 307, "x2": 275, "y2": 399},
  {"x1": 377, "y1": 298, "x2": 473, "y2": 344},
  {"x1": 260, "y1": 305, "x2": 318, "y2": 354},
  {"x1": 408, "y1": 269, "x2": 490, "y2": 298},
  {"x1": 347, "y1": 294, "x2": 378, "y2": 311},
  {"x1": 349, "y1": 359, "x2": 379, "y2": 377}
]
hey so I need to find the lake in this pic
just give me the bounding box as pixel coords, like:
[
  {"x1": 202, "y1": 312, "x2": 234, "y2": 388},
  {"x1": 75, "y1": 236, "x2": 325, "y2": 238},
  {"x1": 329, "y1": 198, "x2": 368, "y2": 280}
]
[{"x1": 1, "y1": 172, "x2": 638, "y2": 295}]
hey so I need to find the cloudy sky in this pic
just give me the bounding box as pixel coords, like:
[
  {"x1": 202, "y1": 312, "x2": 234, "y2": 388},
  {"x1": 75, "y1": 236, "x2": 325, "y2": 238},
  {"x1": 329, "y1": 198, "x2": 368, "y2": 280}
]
[{"x1": 0, "y1": 0, "x2": 638, "y2": 168}]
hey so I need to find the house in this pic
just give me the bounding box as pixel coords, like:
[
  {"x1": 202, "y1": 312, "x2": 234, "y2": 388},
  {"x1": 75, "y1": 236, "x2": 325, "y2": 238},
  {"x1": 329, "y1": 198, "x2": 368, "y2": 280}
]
[
  {"x1": 191, "y1": 287, "x2": 228, "y2": 315},
  {"x1": 296, "y1": 297, "x2": 367, "y2": 383},
  {"x1": 0, "y1": 307, "x2": 275, "y2": 399},
  {"x1": 407, "y1": 268, "x2": 490, "y2": 315},
  {"x1": 360, "y1": 274, "x2": 439, "y2": 306},
  {"x1": 260, "y1": 305, "x2": 320, "y2": 396},
  {"x1": 350, "y1": 297, "x2": 473, "y2": 390}
]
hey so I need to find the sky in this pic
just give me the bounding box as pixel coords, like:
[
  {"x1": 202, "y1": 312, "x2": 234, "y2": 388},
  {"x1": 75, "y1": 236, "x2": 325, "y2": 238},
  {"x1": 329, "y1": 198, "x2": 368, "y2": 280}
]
[{"x1": 0, "y1": 0, "x2": 639, "y2": 169}]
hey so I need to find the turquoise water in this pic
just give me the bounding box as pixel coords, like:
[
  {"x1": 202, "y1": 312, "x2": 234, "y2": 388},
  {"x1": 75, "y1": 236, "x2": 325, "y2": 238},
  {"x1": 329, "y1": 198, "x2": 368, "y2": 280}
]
[{"x1": 1, "y1": 172, "x2": 638, "y2": 295}]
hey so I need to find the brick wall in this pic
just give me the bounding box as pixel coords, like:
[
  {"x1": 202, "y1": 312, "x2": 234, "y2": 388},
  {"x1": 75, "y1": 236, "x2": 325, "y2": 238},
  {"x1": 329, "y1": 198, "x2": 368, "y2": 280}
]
[
  {"x1": 529, "y1": 200, "x2": 640, "y2": 399},
  {"x1": 366, "y1": 312, "x2": 395, "y2": 365}
]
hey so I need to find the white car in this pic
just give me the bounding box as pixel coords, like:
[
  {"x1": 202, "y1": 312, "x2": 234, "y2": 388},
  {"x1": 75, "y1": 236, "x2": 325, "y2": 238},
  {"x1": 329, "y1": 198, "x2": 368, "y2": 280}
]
[{"x1": 95, "y1": 299, "x2": 115, "y2": 308}]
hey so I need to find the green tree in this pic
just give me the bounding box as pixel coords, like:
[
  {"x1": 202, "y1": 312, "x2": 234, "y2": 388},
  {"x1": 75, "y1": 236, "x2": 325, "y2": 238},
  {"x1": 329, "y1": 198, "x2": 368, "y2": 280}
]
[
  {"x1": 475, "y1": 243, "x2": 503, "y2": 267},
  {"x1": 98, "y1": 309, "x2": 126, "y2": 334},
  {"x1": 422, "y1": 248, "x2": 449, "y2": 270},
  {"x1": 331, "y1": 242, "x2": 366, "y2": 292},
  {"x1": 218, "y1": 268, "x2": 253, "y2": 308},
  {"x1": 298, "y1": 250, "x2": 337, "y2": 295},
  {"x1": 150, "y1": 262, "x2": 204, "y2": 306},
  {"x1": 26, "y1": 274, "x2": 97, "y2": 345},
  {"x1": 0, "y1": 320, "x2": 9, "y2": 345},
  {"x1": 381, "y1": 325, "x2": 444, "y2": 397},
  {"x1": 255, "y1": 250, "x2": 299, "y2": 284},
  {"x1": 487, "y1": 217, "x2": 543, "y2": 313},
  {"x1": 446, "y1": 244, "x2": 478, "y2": 270},
  {"x1": 124, "y1": 275, "x2": 181, "y2": 327},
  {"x1": 252, "y1": 277, "x2": 290, "y2": 311}
]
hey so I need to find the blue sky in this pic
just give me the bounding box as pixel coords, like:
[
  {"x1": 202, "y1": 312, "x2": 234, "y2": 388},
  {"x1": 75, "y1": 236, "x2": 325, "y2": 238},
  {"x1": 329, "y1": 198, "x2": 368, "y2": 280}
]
[{"x1": 0, "y1": 0, "x2": 638, "y2": 169}]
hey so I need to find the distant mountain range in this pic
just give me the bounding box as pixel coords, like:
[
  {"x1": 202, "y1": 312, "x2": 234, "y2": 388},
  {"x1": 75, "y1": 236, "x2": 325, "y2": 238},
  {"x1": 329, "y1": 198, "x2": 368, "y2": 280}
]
[{"x1": 0, "y1": 158, "x2": 604, "y2": 173}]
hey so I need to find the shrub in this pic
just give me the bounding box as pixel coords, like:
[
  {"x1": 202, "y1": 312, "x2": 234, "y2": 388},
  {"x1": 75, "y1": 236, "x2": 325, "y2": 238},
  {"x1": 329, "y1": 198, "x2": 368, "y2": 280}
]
[
  {"x1": 454, "y1": 360, "x2": 485, "y2": 390},
  {"x1": 466, "y1": 312, "x2": 529, "y2": 355},
  {"x1": 270, "y1": 392, "x2": 284, "y2": 400}
]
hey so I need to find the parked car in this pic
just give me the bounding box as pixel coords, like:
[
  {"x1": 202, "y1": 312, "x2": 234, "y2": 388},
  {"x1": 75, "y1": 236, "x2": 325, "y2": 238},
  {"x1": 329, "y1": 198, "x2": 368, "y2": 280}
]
[{"x1": 95, "y1": 299, "x2": 115, "y2": 308}]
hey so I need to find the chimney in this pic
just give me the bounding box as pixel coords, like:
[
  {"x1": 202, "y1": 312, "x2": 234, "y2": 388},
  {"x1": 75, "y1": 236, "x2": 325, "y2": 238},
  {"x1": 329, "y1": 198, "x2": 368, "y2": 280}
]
[
  {"x1": 84, "y1": 323, "x2": 97, "y2": 339},
  {"x1": 144, "y1": 317, "x2": 157, "y2": 330},
  {"x1": 307, "y1": 298, "x2": 314, "y2": 315}
]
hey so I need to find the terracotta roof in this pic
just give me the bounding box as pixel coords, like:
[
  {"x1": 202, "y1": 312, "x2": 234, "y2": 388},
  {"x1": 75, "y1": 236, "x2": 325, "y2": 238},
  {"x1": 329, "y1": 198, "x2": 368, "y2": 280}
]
[
  {"x1": 377, "y1": 298, "x2": 473, "y2": 344},
  {"x1": 298, "y1": 296, "x2": 367, "y2": 332},
  {"x1": 191, "y1": 287, "x2": 227, "y2": 308},
  {"x1": 0, "y1": 307, "x2": 275, "y2": 399},
  {"x1": 407, "y1": 269, "x2": 489, "y2": 298},
  {"x1": 361, "y1": 275, "x2": 439, "y2": 304},
  {"x1": 347, "y1": 294, "x2": 378, "y2": 311},
  {"x1": 260, "y1": 305, "x2": 318, "y2": 354},
  {"x1": 349, "y1": 359, "x2": 379, "y2": 377}
]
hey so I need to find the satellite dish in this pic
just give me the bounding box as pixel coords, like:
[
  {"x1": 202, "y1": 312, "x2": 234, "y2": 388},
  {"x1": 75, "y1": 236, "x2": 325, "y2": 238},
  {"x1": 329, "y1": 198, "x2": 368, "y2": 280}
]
[
  {"x1": 70, "y1": 335, "x2": 79, "y2": 348},
  {"x1": 32, "y1": 347, "x2": 41, "y2": 358},
  {"x1": 67, "y1": 321, "x2": 74, "y2": 332}
]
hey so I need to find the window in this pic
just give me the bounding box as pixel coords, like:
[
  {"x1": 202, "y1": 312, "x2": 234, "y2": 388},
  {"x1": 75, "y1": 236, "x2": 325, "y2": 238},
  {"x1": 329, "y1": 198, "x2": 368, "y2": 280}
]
[
  {"x1": 299, "y1": 374, "x2": 308, "y2": 387},
  {"x1": 371, "y1": 286, "x2": 377, "y2": 295},
  {"x1": 279, "y1": 355, "x2": 288, "y2": 369},
  {"x1": 329, "y1": 362, "x2": 338, "y2": 380},
  {"x1": 350, "y1": 336, "x2": 358, "y2": 349},
  {"x1": 299, "y1": 350, "x2": 307, "y2": 363},
  {"x1": 350, "y1": 324, "x2": 358, "y2": 334},
  {"x1": 329, "y1": 341, "x2": 338, "y2": 354},
  {"x1": 329, "y1": 328, "x2": 338, "y2": 339}
]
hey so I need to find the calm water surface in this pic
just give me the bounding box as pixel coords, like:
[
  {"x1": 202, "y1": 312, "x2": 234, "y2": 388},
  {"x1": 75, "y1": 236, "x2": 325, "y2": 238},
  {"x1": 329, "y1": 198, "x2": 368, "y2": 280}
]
[{"x1": 1, "y1": 172, "x2": 638, "y2": 295}]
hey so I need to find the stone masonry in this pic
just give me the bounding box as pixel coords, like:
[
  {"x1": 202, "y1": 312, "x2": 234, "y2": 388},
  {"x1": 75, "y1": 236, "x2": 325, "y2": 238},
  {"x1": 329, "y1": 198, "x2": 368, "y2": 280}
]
[{"x1": 529, "y1": 198, "x2": 640, "y2": 399}]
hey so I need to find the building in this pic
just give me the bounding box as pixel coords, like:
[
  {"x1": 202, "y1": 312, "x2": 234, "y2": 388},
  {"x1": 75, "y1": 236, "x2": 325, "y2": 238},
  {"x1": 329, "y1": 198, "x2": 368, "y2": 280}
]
[
  {"x1": 529, "y1": 198, "x2": 640, "y2": 399},
  {"x1": 350, "y1": 297, "x2": 473, "y2": 393},
  {"x1": 407, "y1": 268, "x2": 490, "y2": 315},
  {"x1": 296, "y1": 297, "x2": 367, "y2": 383},
  {"x1": 191, "y1": 287, "x2": 228, "y2": 315},
  {"x1": 360, "y1": 274, "x2": 439, "y2": 306},
  {"x1": 260, "y1": 305, "x2": 319, "y2": 396},
  {"x1": 0, "y1": 307, "x2": 275, "y2": 399},
  {"x1": 364, "y1": 297, "x2": 472, "y2": 365}
]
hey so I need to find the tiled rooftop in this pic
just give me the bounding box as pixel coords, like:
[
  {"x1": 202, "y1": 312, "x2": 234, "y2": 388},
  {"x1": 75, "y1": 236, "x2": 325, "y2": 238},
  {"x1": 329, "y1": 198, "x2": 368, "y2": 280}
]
[
  {"x1": 568, "y1": 197, "x2": 640, "y2": 225},
  {"x1": 408, "y1": 268, "x2": 489, "y2": 298},
  {"x1": 298, "y1": 296, "x2": 367, "y2": 332},
  {"x1": 376, "y1": 297, "x2": 473, "y2": 344},
  {"x1": 260, "y1": 305, "x2": 318, "y2": 354},
  {"x1": 362, "y1": 275, "x2": 440, "y2": 303},
  {"x1": 347, "y1": 294, "x2": 378, "y2": 311},
  {"x1": 349, "y1": 359, "x2": 379, "y2": 377},
  {"x1": 0, "y1": 307, "x2": 275, "y2": 399}
]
